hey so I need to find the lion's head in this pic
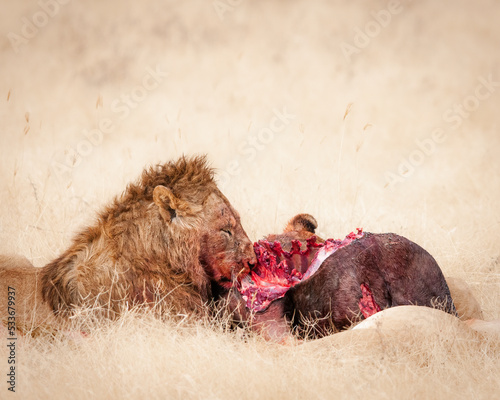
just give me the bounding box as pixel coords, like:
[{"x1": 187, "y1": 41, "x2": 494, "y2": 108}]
[
  {"x1": 150, "y1": 156, "x2": 256, "y2": 289},
  {"x1": 265, "y1": 213, "x2": 324, "y2": 250}
]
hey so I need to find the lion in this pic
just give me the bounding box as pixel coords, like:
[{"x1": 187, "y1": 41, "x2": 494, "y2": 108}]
[{"x1": 1, "y1": 155, "x2": 256, "y2": 332}]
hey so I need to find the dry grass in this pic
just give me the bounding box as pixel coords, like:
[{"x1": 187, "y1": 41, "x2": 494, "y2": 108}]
[
  {"x1": 5, "y1": 308, "x2": 500, "y2": 400},
  {"x1": 0, "y1": 0, "x2": 499, "y2": 398}
]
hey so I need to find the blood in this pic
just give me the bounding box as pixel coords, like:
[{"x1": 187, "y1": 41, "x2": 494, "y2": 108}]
[
  {"x1": 358, "y1": 283, "x2": 381, "y2": 318},
  {"x1": 239, "y1": 228, "x2": 367, "y2": 312}
]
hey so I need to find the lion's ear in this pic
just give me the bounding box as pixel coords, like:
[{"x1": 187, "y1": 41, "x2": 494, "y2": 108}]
[
  {"x1": 153, "y1": 185, "x2": 193, "y2": 222},
  {"x1": 284, "y1": 214, "x2": 318, "y2": 234},
  {"x1": 153, "y1": 185, "x2": 177, "y2": 222}
]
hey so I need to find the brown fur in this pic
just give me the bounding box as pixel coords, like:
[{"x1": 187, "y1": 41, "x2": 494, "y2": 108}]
[
  {"x1": 445, "y1": 276, "x2": 483, "y2": 320},
  {"x1": 40, "y1": 155, "x2": 256, "y2": 319},
  {"x1": 266, "y1": 213, "x2": 323, "y2": 250},
  {"x1": 0, "y1": 255, "x2": 61, "y2": 334}
]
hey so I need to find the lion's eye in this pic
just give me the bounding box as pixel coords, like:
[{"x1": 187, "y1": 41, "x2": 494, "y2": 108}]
[{"x1": 222, "y1": 229, "x2": 232, "y2": 237}]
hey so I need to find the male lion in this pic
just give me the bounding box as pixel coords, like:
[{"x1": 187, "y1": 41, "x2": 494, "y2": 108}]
[{"x1": 1, "y1": 155, "x2": 256, "y2": 331}]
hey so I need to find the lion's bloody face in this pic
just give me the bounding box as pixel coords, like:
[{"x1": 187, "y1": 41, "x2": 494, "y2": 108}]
[
  {"x1": 199, "y1": 192, "x2": 256, "y2": 287},
  {"x1": 153, "y1": 185, "x2": 256, "y2": 287}
]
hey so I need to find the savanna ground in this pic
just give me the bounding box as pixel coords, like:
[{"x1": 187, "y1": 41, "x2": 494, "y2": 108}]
[{"x1": 1, "y1": 0, "x2": 499, "y2": 398}]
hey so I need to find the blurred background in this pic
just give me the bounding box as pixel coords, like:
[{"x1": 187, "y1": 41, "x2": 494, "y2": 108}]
[{"x1": 0, "y1": 0, "x2": 499, "y2": 317}]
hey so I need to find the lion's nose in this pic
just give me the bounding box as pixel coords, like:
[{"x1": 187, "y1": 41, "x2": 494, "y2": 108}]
[
  {"x1": 239, "y1": 258, "x2": 255, "y2": 278},
  {"x1": 243, "y1": 259, "x2": 256, "y2": 272},
  {"x1": 238, "y1": 240, "x2": 256, "y2": 275}
]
